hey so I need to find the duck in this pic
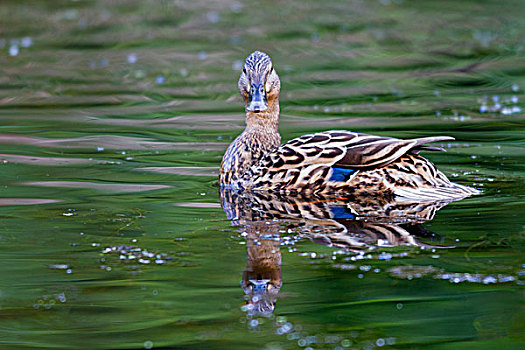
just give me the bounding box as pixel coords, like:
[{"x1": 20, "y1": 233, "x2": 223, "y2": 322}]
[{"x1": 220, "y1": 51, "x2": 480, "y2": 201}]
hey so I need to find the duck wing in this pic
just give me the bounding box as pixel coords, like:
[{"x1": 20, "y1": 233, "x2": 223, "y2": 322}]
[{"x1": 280, "y1": 130, "x2": 453, "y2": 170}]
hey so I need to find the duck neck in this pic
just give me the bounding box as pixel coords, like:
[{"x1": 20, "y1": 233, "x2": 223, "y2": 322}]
[{"x1": 245, "y1": 98, "x2": 280, "y2": 135}]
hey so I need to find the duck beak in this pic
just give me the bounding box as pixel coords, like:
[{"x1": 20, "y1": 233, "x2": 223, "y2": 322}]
[{"x1": 246, "y1": 84, "x2": 268, "y2": 113}]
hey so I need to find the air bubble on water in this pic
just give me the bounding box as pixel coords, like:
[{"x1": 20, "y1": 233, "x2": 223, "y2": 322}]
[
  {"x1": 501, "y1": 107, "x2": 512, "y2": 115},
  {"x1": 155, "y1": 75, "x2": 165, "y2": 84},
  {"x1": 249, "y1": 319, "x2": 259, "y2": 328},
  {"x1": 378, "y1": 252, "x2": 392, "y2": 260},
  {"x1": 66, "y1": 269, "x2": 72, "y2": 274},
  {"x1": 340, "y1": 339, "x2": 352, "y2": 347},
  {"x1": 206, "y1": 11, "x2": 220, "y2": 23},
  {"x1": 512, "y1": 84, "x2": 519, "y2": 92},
  {"x1": 241, "y1": 304, "x2": 254, "y2": 312},
  {"x1": 396, "y1": 303, "x2": 403, "y2": 309},
  {"x1": 144, "y1": 341, "x2": 153, "y2": 349},
  {"x1": 97, "y1": 146, "x2": 104, "y2": 152},
  {"x1": 483, "y1": 276, "x2": 497, "y2": 284},
  {"x1": 9, "y1": 44, "x2": 19, "y2": 56},
  {"x1": 232, "y1": 60, "x2": 243, "y2": 71},
  {"x1": 21, "y1": 37, "x2": 33, "y2": 48},
  {"x1": 376, "y1": 338, "x2": 386, "y2": 347},
  {"x1": 127, "y1": 53, "x2": 137, "y2": 63}
]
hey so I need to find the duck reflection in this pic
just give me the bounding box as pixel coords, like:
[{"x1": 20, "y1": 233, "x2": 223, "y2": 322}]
[{"x1": 220, "y1": 189, "x2": 454, "y2": 315}]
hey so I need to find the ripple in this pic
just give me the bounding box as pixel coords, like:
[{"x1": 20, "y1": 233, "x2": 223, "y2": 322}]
[
  {"x1": 0, "y1": 134, "x2": 226, "y2": 151},
  {"x1": 174, "y1": 202, "x2": 221, "y2": 208},
  {"x1": 140, "y1": 166, "x2": 217, "y2": 176},
  {"x1": 0, "y1": 198, "x2": 60, "y2": 206},
  {"x1": 0, "y1": 154, "x2": 91, "y2": 166},
  {"x1": 22, "y1": 181, "x2": 170, "y2": 193}
]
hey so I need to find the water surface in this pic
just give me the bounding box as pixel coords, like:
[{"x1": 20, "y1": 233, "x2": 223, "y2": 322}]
[{"x1": 0, "y1": 0, "x2": 523, "y2": 349}]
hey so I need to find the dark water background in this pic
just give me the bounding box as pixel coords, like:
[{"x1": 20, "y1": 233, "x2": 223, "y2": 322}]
[{"x1": 0, "y1": 0, "x2": 523, "y2": 349}]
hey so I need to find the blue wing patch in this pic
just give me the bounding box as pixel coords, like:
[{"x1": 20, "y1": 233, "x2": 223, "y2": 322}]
[
  {"x1": 328, "y1": 205, "x2": 355, "y2": 219},
  {"x1": 329, "y1": 167, "x2": 355, "y2": 182}
]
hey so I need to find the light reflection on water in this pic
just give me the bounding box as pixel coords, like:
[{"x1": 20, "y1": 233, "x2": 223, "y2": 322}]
[{"x1": 0, "y1": 0, "x2": 523, "y2": 349}]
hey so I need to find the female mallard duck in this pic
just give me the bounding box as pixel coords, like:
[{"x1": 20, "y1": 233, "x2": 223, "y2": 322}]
[{"x1": 220, "y1": 51, "x2": 479, "y2": 201}]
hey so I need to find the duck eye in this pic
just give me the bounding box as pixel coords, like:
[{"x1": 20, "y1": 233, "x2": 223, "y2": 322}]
[{"x1": 243, "y1": 68, "x2": 247, "y2": 74}]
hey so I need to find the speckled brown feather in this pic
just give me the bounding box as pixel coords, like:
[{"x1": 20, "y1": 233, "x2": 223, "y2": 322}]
[{"x1": 235, "y1": 130, "x2": 479, "y2": 200}]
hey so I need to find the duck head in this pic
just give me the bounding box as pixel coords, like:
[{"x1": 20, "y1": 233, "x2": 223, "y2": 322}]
[{"x1": 238, "y1": 51, "x2": 280, "y2": 118}]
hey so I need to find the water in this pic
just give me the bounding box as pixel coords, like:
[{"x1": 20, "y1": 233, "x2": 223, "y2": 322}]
[{"x1": 0, "y1": 0, "x2": 524, "y2": 349}]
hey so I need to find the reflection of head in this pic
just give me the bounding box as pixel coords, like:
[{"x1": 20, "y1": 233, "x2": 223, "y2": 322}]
[{"x1": 240, "y1": 221, "x2": 283, "y2": 316}]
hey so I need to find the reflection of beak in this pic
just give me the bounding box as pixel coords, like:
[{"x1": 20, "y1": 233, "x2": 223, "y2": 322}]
[
  {"x1": 249, "y1": 279, "x2": 270, "y2": 294},
  {"x1": 246, "y1": 84, "x2": 268, "y2": 113}
]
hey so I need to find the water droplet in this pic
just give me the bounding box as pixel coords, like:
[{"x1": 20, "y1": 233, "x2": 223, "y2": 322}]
[
  {"x1": 21, "y1": 37, "x2": 33, "y2": 48},
  {"x1": 232, "y1": 60, "x2": 243, "y2": 71},
  {"x1": 230, "y1": 1, "x2": 243, "y2": 13},
  {"x1": 9, "y1": 44, "x2": 19, "y2": 56},
  {"x1": 127, "y1": 53, "x2": 137, "y2": 63},
  {"x1": 483, "y1": 276, "x2": 497, "y2": 284},
  {"x1": 206, "y1": 11, "x2": 220, "y2": 23},
  {"x1": 376, "y1": 338, "x2": 386, "y2": 347}
]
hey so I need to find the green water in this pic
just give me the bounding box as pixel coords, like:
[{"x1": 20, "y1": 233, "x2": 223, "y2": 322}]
[{"x1": 0, "y1": 0, "x2": 524, "y2": 349}]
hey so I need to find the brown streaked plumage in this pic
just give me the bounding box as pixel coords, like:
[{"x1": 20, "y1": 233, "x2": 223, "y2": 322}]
[{"x1": 220, "y1": 51, "x2": 480, "y2": 201}]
